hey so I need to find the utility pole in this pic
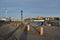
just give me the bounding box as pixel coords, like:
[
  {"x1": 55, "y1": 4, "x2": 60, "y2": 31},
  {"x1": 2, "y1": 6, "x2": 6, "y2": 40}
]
[
  {"x1": 6, "y1": 10, "x2": 7, "y2": 18},
  {"x1": 1, "y1": 13, "x2": 2, "y2": 18}
]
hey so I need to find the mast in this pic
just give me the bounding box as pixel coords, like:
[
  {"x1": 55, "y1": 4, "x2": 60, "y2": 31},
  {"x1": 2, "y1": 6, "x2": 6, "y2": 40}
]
[
  {"x1": 6, "y1": 10, "x2": 8, "y2": 18},
  {"x1": 21, "y1": 10, "x2": 23, "y2": 21}
]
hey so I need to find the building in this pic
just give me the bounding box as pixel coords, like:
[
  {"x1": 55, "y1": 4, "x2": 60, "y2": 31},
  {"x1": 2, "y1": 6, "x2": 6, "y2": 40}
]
[
  {"x1": 24, "y1": 17, "x2": 60, "y2": 21},
  {"x1": 0, "y1": 18, "x2": 10, "y2": 21}
]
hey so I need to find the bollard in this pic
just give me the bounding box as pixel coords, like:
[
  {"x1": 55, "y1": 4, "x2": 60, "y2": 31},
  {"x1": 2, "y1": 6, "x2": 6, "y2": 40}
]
[
  {"x1": 16, "y1": 24, "x2": 19, "y2": 27},
  {"x1": 40, "y1": 26, "x2": 44, "y2": 36},
  {"x1": 27, "y1": 24, "x2": 30, "y2": 32}
]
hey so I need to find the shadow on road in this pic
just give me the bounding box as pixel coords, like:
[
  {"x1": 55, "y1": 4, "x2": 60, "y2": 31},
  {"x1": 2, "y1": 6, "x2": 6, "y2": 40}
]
[
  {"x1": 20, "y1": 26, "x2": 28, "y2": 40},
  {"x1": 31, "y1": 25, "x2": 40, "y2": 34},
  {"x1": 4, "y1": 25, "x2": 21, "y2": 40}
]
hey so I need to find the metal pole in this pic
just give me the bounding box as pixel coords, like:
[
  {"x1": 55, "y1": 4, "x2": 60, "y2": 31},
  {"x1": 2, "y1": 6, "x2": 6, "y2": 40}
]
[
  {"x1": 1, "y1": 13, "x2": 2, "y2": 18},
  {"x1": 6, "y1": 10, "x2": 7, "y2": 18}
]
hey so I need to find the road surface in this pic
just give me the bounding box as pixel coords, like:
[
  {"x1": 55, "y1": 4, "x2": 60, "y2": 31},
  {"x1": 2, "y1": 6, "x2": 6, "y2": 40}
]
[{"x1": 0, "y1": 23, "x2": 60, "y2": 40}]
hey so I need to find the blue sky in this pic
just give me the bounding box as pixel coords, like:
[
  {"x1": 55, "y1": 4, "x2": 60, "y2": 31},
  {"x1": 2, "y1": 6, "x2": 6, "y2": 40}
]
[{"x1": 0, "y1": 0, "x2": 60, "y2": 18}]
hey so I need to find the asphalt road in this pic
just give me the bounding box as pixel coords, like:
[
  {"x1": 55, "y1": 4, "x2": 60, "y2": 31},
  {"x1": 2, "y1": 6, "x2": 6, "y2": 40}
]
[{"x1": 0, "y1": 23, "x2": 60, "y2": 40}]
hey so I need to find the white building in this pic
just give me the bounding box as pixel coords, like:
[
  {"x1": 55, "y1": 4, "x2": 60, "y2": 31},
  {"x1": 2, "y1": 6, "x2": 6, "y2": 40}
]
[{"x1": 0, "y1": 18, "x2": 10, "y2": 21}]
